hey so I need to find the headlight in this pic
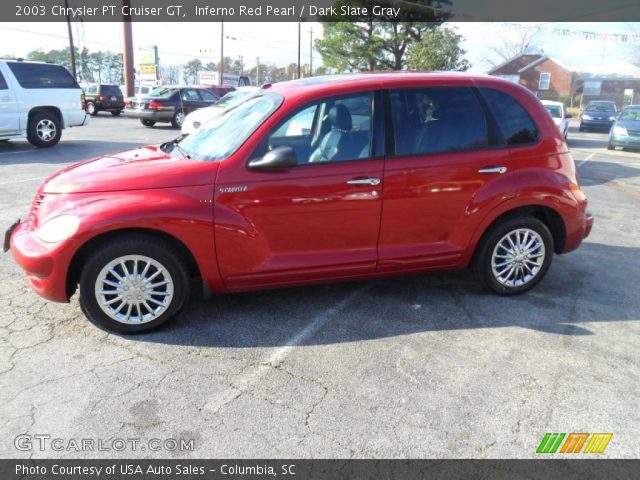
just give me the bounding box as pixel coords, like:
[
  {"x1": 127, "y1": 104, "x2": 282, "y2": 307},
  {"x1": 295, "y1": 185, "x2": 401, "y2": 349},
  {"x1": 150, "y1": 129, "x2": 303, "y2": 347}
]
[
  {"x1": 582, "y1": 114, "x2": 592, "y2": 120},
  {"x1": 36, "y1": 215, "x2": 80, "y2": 243},
  {"x1": 608, "y1": 116, "x2": 616, "y2": 121},
  {"x1": 612, "y1": 125, "x2": 628, "y2": 136}
]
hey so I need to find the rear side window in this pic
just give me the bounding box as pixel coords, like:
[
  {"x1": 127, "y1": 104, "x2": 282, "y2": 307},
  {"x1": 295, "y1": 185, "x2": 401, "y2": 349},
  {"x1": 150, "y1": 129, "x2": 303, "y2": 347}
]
[
  {"x1": 480, "y1": 88, "x2": 538, "y2": 145},
  {"x1": 390, "y1": 87, "x2": 488, "y2": 156},
  {"x1": 7, "y1": 62, "x2": 79, "y2": 89},
  {"x1": 101, "y1": 85, "x2": 122, "y2": 96},
  {"x1": 0, "y1": 71, "x2": 7, "y2": 90}
]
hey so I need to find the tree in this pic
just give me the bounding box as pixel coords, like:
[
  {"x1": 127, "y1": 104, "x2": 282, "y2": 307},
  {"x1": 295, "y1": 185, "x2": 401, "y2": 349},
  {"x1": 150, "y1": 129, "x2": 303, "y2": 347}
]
[
  {"x1": 484, "y1": 29, "x2": 539, "y2": 68},
  {"x1": 159, "y1": 65, "x2": 180, "y2": 84},
  {"x1": 183, "y1": 58, "x2": 203, "y2": 84},
  {"x1": 405, "y1": 28, "x2": 470, "y2": 71},
  {"x1": 315, "y1": 0, "x2": 450, "y2": 72}
]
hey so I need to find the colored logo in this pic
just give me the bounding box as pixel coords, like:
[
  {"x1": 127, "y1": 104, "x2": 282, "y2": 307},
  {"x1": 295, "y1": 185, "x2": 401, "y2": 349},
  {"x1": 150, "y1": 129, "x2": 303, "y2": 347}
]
[{"x1": 536, "y1": 433, "x2": 612, "y2": 454}]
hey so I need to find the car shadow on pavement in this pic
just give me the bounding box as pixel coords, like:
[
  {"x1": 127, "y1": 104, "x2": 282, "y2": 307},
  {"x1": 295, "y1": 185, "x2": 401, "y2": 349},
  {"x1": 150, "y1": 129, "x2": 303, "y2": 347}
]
[
  {"x1": 131, "y1": 241, "x2": 640, "y2": 347},
  {"x1": 579, "y1": 160, "x2": 640, "y2": 187},
  {"x1": 0, "y1": 141, "x2": 158, "y2": 166}
]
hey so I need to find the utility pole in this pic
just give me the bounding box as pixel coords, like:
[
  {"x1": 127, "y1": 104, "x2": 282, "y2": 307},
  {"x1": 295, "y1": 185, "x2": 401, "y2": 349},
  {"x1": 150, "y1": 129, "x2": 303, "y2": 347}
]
[
  {"x1": 219, "y1": 22, "x2": 224, "y2": 85},
  {"x1": 255, "y1": 57, "x2": 259, "y2": 86},
  {"x1": 153, "y1": 45, "x2": 159, "y2": 83},
  {"x1": 309, "y1": 27, "x2": 313, "y2": 77},
  {"x1": 297, "y1": 22, "x2": 301, "y2": 79},
  {"x1": 239, "y1": 55, "x2": 243, "y2": 75},
  {"x1": 64, "y1": 0, "x2": 77, "y2": 79},
  {"x1": 122, "y1": 0, "x2": 134, "y2": 97}
]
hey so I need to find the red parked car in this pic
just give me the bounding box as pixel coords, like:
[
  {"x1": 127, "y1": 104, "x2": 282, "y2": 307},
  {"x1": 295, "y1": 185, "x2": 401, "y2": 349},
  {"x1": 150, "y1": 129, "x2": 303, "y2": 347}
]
[{"x1": 6, "y1": 73, "x2": 593, "y2": 333}]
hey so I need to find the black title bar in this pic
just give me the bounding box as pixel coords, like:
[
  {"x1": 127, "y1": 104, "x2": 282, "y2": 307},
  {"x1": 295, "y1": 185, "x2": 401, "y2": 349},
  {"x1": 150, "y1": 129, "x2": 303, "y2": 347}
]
[{"x1": 5, "y1": 0, "x2": 640, "y2": 22}]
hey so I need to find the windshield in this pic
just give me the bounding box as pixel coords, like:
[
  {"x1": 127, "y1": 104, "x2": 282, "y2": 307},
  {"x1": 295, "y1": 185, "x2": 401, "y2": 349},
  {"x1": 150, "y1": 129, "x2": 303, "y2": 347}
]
[
  {"x1": 217, "y1": 89, "x2": 254, "y2": 108},
  {"x1": 178, "y1": 92, "x2": 283, "y2": 161},
  {"x1": 619, "y1": 108, "x2": 640, "y2": 121},
  {"x1": 544, "y1": 105, "x2": 562, "y2": 118},
  {"x1": 586, "y1": 103, "x2": 616, "y2": 113}
]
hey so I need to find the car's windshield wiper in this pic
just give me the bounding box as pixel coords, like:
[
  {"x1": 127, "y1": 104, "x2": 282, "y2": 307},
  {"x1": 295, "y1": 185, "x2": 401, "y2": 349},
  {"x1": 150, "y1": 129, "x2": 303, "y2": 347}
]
[{"x1": 160, "y1": 137, "x2": 190, "y2": 159}]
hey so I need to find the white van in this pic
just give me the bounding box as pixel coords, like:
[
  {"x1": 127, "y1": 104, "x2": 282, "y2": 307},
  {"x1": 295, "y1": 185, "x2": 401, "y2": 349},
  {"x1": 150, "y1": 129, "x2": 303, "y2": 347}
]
[{"x1": 0, "y1": 59, "x2": 87, "y2": 147}]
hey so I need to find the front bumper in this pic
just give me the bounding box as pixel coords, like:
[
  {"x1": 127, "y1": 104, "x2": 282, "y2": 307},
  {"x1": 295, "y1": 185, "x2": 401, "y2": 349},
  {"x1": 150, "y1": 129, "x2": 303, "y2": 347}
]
[
  {"x1": 8, "y1": 221, "x2": 76, "y2": 303},
  {"x1": 581, "y1": 119, "x2": 614, "y2": 129},
  {"x1": 610, "y1": 133, "x2": 640, "y2": 148}
]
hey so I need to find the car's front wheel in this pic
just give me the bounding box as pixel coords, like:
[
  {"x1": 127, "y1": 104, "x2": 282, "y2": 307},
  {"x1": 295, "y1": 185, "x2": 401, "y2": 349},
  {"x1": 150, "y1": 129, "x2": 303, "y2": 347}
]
[
  {"x1": 86, "y1": 102, "x2": 97, "y2": 115},
  {"x1": 79, "y1": 237, "x2": 190, "y2": 333},
  {"x1": 171, "y1": 109, "x2": 185, "y2": 128},
  {"x1": 473, "y1": 216, "x2": 553, "y2": 295}
]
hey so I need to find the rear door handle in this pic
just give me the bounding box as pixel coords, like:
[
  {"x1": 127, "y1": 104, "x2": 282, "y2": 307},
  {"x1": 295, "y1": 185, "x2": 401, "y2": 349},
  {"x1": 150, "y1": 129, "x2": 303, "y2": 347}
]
[
  {"x1": 347, "y1": 177, "x2": 381, "y2": 186},
  {"x1": 478, "y1": 166, "x2": 507, "y2": 174}
]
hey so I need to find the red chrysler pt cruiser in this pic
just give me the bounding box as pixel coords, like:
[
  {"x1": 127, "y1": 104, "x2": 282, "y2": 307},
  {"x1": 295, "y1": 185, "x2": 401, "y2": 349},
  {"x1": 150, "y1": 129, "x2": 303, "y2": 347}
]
[{"x1": 6, "y1": 73, "x2": 593, "y2": 333}]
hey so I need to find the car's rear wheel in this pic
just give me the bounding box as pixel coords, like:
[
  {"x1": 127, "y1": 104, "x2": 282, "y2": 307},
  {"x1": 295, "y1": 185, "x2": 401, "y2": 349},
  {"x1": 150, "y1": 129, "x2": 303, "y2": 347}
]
[
  {"x1": 473, "y1": 216, "x2": 553, "y2": 295},
  {"x1": 26, "y1": 112, "x2": 61, "y2": 148},
  {"x1": 79, "y1": 237, "x2": 190, "y2": 334},
  {"x1": 111, "y1": 110, "x2": 122, "y2": 116},
  {"x1": 86, "y1": 102, "x2": 97, "y2": 115},
  {"x1": 171, "y1": 109, "x2": 185, "y2": 128},
  {"x1": 140, "y1": 119, "x2": 156, "y2": 127}
]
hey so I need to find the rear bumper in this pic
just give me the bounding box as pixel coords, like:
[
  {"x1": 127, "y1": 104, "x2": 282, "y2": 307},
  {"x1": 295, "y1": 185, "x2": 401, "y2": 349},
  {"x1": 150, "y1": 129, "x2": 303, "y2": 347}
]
[
  {"x1": 125, "y1": 109, "x2": 174, "y2": 122},
  {"x1": 9, "y1": 222, "x2": 75, "y2": 303}
]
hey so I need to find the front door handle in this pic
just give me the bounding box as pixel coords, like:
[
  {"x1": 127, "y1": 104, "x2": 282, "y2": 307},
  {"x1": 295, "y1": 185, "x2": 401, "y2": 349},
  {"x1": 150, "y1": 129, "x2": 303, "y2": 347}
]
[
  {"x1": 347, "y1": 177, "x2": 381, "y2": 186},
  {"x1": 478, "y1": 166, "x2": 507, "y2": 175}
]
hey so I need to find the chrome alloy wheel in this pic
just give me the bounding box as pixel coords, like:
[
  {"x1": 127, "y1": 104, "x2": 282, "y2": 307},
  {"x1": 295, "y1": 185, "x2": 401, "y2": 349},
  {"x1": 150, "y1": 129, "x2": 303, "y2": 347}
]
[
  {"x1": 174, "y1": 111, "x2": 185, "y2": 126},
  {"x1": 94, "y1": 255, "x2": 174, "y2": 325},
  {"x1": 36, "y1": 119, "x2": 57, "y2": 142},
  {"x1": 491, "y1": 228, "x2": 546, "y2": 288}
]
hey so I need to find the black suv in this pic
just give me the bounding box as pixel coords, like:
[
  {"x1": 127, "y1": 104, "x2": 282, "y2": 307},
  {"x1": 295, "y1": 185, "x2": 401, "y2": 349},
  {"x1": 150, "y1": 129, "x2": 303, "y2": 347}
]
[{"x1": 84, "y1": 84, "x2": 125, "y2": 116}]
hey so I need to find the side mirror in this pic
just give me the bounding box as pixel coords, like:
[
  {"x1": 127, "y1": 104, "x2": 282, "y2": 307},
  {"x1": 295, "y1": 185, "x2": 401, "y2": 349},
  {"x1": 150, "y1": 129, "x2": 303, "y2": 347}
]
[{"x1": 248, "y1": 146, "x2": 298, "y2": 170}]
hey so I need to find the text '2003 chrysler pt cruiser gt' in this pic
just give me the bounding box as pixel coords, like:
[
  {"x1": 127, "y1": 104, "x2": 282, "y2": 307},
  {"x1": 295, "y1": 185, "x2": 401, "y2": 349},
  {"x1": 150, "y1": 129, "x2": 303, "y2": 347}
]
[{"x1": 6, "y1": 73, "x2": 594, "y2": 333}]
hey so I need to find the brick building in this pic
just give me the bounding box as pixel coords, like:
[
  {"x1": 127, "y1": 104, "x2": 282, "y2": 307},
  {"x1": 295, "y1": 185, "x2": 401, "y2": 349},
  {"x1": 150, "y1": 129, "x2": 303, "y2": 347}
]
[{"x1": 488, "y1": 53, "x2": 573, "y2": 102}]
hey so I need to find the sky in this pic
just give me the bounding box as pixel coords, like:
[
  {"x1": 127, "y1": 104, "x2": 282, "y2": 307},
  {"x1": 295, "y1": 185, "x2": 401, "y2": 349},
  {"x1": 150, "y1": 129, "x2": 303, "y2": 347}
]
[{"x1": 0, "y1": 21, "x2": 638, "y2": 75}]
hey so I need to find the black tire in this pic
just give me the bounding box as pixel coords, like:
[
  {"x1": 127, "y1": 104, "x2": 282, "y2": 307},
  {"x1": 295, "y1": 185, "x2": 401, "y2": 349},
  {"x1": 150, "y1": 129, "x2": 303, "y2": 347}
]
[
  {"x1": 579, "y1": 125, "x2": 585, "y2": 132},
  {"x1": 111, "y1": 110, "x2": 122, "y2": 116},
  {"x1": 472, "y1": 216, "x2": 554, "y2": 295},
  {"x1": 607, "y1": 143, "x2": 615, "y2": 150},
  {"x1": 171, "y1": 109, "x2": 185, "y2": 128},
  {"x1": 26, "y1": 111, "x2": 62, "y2": 148},
  {"x1": 140, "y1": 119, "x2": 156, "y2": 127},
  {"x1": 86, "y1": 102, "x2": 98, "y2": 116},
  {"x1": 79, "y1": 236, "x2": 190, "y2": 334}
]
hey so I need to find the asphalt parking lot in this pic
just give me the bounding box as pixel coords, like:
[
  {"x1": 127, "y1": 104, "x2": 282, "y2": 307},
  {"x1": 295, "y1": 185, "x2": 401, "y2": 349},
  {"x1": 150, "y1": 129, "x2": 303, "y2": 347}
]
[{"x1": 1, "y1": 115, "x2": 639, "y2": 459}]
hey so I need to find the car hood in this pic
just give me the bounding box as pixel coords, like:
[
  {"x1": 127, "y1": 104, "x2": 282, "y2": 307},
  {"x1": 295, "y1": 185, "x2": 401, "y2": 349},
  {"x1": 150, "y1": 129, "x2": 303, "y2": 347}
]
[
  {"x1": 42, "y1": 145, "x2": 216, "y2": 194},
  {"x1": 616, "y1": 119, "x2": 640, "y2": 130}
]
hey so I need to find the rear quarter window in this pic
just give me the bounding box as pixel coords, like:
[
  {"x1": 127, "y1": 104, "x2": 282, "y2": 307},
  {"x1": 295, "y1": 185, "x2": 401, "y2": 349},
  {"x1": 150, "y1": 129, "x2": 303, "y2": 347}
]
[
  {"x1": 0, "y1": 71, "x2": 7, "y2": 90},
  {"x1": 480, "y1": 88, "x2": 539, "y2": 146},
  {"x1": 7, "y1": 62, "x2": 79, "y2": 89},
  {"x1": 101, "y1": 85, "x2": 123, "y2": 96}
]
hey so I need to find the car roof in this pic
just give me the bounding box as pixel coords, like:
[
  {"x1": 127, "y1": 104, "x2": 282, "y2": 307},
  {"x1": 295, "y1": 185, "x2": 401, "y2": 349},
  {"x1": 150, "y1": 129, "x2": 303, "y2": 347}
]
[{"x1": 265, "y1": 72, "x2": 527, "y2": 103}]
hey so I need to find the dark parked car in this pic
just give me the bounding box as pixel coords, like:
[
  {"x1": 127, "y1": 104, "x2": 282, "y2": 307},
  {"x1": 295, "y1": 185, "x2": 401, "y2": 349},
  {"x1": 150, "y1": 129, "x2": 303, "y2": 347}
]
[
  {"x1": 7, "y1": 73, "x2": 593, "y2": 333},
  {"x1": 126, "y1": 86, "x2": 219, "y2": 128},
  {"x1": 200, "y1": 85, "x2": 235, "y2": 99},
  {"x1": 608, "y1": 104, "x2": 640, "y2": 150},
  {"x1": 579, "y1": 100, "x2": 618, "y2": 132},
  {"x1": 84, "y1": 84, "x2": 125, "y2": 116}
]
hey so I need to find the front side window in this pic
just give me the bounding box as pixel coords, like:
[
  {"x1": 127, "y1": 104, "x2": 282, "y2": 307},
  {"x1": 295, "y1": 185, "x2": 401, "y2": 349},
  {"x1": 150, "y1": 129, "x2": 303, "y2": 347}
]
[
  {"x1": 178, "y1": 92, "x2": 283, "y2": 161},
  {"x1": 480, "y1": 88, "x2": 539, "y2": 146},
  {"x1": 390, "y1": 87, "x2": 488, "y2": 156},
  {"x1": 258, "y1": 92, "x2": 373, "y2": 165},
  {"x1": 539, "y1": 73, "x2": 551, "y2": 90},
  {"x1": 8, "y1": 62, "x2": 79, "y2": 89}
]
